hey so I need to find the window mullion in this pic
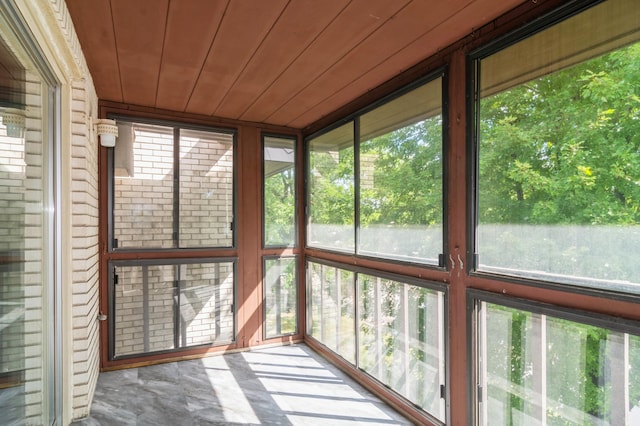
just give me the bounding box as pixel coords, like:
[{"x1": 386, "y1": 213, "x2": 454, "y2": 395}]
[
  {"x1": 354, "y1": 118, "x2": 360, "y2": 256},
  {"x1": 142, "y1": 265, "x2": 150, "y2": 353},
  {"x1": 173, "y1": 127, "x2": 180, "y2": 248}
]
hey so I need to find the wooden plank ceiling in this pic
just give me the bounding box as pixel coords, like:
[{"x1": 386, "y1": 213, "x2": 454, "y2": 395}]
[{"x1": 66, "y1": 0, "x2": 524, "y2": 130}]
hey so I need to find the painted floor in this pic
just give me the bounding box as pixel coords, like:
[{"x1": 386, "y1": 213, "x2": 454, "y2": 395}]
[{"x1": 72, "y1": 344, "x2": 414, "y2": 425}]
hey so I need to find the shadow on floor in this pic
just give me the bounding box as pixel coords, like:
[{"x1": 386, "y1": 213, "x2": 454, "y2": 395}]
[{"x1": 72, "y1": 344, "x2": 413, "y2": 426}]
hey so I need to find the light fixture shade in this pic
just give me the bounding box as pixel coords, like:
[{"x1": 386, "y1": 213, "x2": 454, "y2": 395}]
[
  {"x1": 95, "y1": 118, "x2": 118, "y2": 147},
  {"x1": 2, "y1": 108, "x2": 26, "y2": 138}
]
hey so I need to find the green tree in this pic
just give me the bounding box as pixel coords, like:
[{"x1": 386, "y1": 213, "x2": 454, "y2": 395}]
[
  {"x1": 360, "y1": 117, "x2": 443, "y2": 227},
  {"x1": 264, "y1": 167, "x2": 295, "y2": 245},
  {"x1": 479, "y1": 42, "x2": 640, "y2": 226},
  {"x1": 308, "y1": 145, "x2": 354, "y2": 225}
]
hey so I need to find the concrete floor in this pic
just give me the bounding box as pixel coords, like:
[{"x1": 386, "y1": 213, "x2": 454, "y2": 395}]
[{"x1": 72, "y1": 344, "x2": 414, "y2": 426}]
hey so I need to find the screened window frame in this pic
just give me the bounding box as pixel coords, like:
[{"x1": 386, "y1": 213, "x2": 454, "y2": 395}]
[
  {"x1": 305, "y1": 256, "x2": 450, "y2": 425},
  {"x1": 107, "y1": 115, "x2": 238, "y2": 252},
  {"x1": 304, "y1": 68, "x2": 449, "y2": 269},
  {"x1": 261, "y1": 133, "x2": 298, "y2": 249},
  {"x1": 262, "y1": 255, "x2": 299, "y2": 340},
  {"x1": 467, "y1": 0, "x2": 640, "y2": 301},
  {"x1": 467, "y1": 288, "x2": 640, "y2": 426},
  {"x1": 107, "y1": 257, "x2": 238, "y2": 361},
  {"x1": 305, "y1": 258, "x2": 357, "y2": 364},
  {"x1": 305, "y1": 120, "x2": 356, "y2": 254}
]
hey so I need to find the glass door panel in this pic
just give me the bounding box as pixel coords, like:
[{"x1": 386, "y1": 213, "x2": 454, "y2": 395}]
[{"x1": 0, "y1": 9, "x2": 57, "y2": 424}]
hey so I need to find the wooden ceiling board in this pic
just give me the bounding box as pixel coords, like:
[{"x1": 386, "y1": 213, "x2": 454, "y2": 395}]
[
  {"x1": 375, "y1": 0, "x2": 524, "y2": 89},
  {"x1": 184, "y1": 0, "x2": 289, "y2": 116},
  {"x1": 288, "y1": 0, "x2": 525, "y2": 128},
  {"x1": 66, "y1": 0, "x2": 536, "y2": 128},
  {"x1": 267, "y1": 0, "x2": 475, "y2": 127},
  {"x1": 239, "y1": 0, "x2": 411, "y2": 123},
  {"x1": 406, "y1": 0, "x2": 526, "y2": 52},
  {"x1": 111, "y1": 0, "x2": 168, "y2": 106},
  {"x1": 66, "y1": 0, "x2": 122, "y2": 102},
  {"x1": 213, "y1": 0, "x2": 351, "y2": 120},
  {"x1": 154, "y1": 0, "x2": 227, "y2": 111}
]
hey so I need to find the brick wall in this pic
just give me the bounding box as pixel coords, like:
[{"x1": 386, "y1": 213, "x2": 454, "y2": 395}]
[
  {"x1": 179, "y1": 132, "x2": 234, "y2": 248},
  {"x1": 114, "y1": 128, "x2": 174, "y2": 248},
  {"x1": 114, "y1": 126, "x2": 233, "y2": 249},
  {"x1": 70, "y1": 77, "x2": 99, "y2": 419},
  {"x1": 114, "y1": 264, "x2": 175, "y2": 356},
  {"x1": 181, "y1": 262, "x2": 234, "y2": 346},
  {"x1": 113, "y1": 262, "x2": 234, "y2": 357}
]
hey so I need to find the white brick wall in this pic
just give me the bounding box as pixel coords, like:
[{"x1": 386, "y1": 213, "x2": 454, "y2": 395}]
[
  {"x1": 114, "y1": 128, "x2": 175, "y2": 248},
  {"x1": 70, "y1": 78, "x2": 99, "y2": 420},
  {"x1": 179, "y1": 133, "x2": 234, "y2": 248},
  {"x1": 114, "y1": 264, "x2": 175, "y2": 356},
  {"x1": 181, "y1": 262, "x2": 234, "y2": 346},
  {"x1": 113, "y1": 125, "x2": 233, "y2": 249},
  {"x1": 113, "y1": 262, "x2": 234, "y2": 357}
]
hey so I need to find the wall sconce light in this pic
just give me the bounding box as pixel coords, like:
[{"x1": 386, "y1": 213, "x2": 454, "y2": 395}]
[
  {"x1": 95, "y1": 118, "x2": 118, "y2": 147},
  {"x1": 1, "y1": 107, "x2": 26, "y2": 138}
]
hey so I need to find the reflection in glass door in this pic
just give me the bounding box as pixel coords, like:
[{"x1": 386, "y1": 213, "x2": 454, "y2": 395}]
[{"x1": 0, "y1": 6, "x2": 58, "y2": 425}]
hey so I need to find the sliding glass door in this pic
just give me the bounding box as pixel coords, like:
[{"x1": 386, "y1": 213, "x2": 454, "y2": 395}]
[{"x1": 0, "y1": 4, "x2": 59, "y2": 424}]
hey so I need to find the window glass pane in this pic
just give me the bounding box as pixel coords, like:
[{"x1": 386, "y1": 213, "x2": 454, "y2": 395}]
[
  {"x1": 308, "y1": 263, "x2": 321, "y2": 337},
  {"x1": 113, "y1": 123, "x2": 234, "y2": 249},
  {"x1": 263, "y1": 136, "x2": 296, "y2": 247},
  {"x1": 113, "y1": 261, "x2": 235, "y2": 358},
  {"x1": 0, "y1": 27, "x2": 54, "y2": 424},
  {"x1": 179, "y1": 129, "x2": 233, "y2": 247},
  {"x1": 631, "y1": 335, "x2": 640, "y2": 420},
  {"x1": 180, "y1": 262, "x2": 235, "y2": 346},
  {"x1": 359, "y1": 78, "x2": 443, "y2": 264},
  {"x1": 114, "y1": 123, "x2": 174, "y2": 249},
  {"x1": 307, "y1": 123, "x2": 355, "y2": 252},
  {"x1": 114, "y1": 264, "x2": 176, "y2": 357},
  {"x1": 358, "y1": 274, "x2": 445, "y2": 421},
  {"x1": 307, "y1": 262, "x2": 355, "y2": 364},
  {"x1": 476, "y1": 0, "x2": 640, "y2": 293},
  {"x1": 479, "y1": 301, "x2": 640, "y2": 426},
  {"x1": 264, "y1": 257, "x2": 297, "y2": 338}
]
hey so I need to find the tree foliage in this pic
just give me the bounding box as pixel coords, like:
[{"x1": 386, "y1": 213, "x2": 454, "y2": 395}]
[
  {"x1": 264, "y1": 168, "x2": 296, "y2": 245},
  {"x1": 479, "y1": 42, "x2": 640, "y2": 226},
  {"x1": 360, "y1": 117, "x2": 442, "y2": 226},
  {"x1": 307, "y1": 117, "x2": 443, "y2": 229},
  {"x1": 308, "y1": 145, "x2": 355, "y2": 226}
]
